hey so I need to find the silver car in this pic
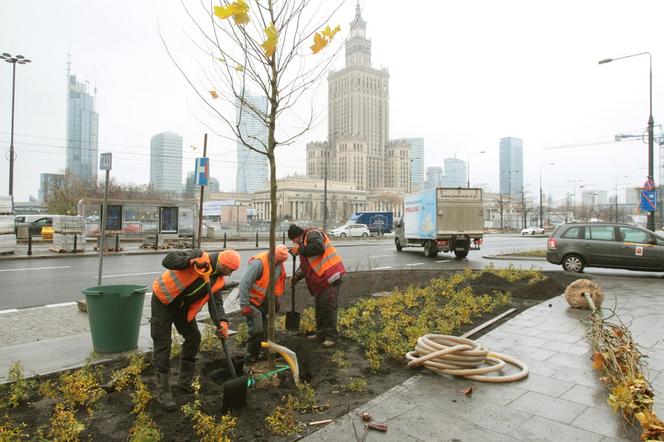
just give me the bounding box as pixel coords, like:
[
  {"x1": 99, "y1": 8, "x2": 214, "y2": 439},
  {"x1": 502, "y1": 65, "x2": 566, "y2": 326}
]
[{"x1": 546, "y1": 222, "x2": 664, "y2": 273}]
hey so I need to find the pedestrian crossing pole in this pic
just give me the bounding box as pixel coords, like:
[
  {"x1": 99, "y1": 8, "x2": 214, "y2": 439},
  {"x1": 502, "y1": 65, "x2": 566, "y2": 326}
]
[{"x1": 196, "y1": 134, "x2": 208, "y2": 249}]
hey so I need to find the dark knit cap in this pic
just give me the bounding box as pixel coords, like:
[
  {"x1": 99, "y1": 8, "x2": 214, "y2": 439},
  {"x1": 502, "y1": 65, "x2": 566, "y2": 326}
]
[{"x1": 287, "y1": 224, "x2": 304, "y2": 240}]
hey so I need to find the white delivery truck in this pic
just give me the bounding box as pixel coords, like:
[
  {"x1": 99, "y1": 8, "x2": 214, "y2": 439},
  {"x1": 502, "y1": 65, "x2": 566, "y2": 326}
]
[{"x1": 394, "y1": 187, "x2": 484, "y2": 258}]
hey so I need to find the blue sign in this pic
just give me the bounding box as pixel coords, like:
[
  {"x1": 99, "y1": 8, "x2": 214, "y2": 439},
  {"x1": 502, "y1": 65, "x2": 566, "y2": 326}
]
[
  {"x1": 640, "y1": 190, "x2": 657, "y2": 212},
  {"x1": 194, "y1": 157, "x2": 209, "y2": 186}
]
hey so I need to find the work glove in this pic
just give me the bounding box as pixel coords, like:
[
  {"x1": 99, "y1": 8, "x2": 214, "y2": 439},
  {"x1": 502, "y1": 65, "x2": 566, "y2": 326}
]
[
  {"x1": 289, "y1": 275, "x2": 299, "y2": 289},
  {"x1": 240, "y1": 306, "x2": 253, "y2": 317},
  {"x1": 289, "y1": 245, "x2": 300, "y2": 256},
  {"x1": 217, "y1": 321, "x2": 229, "y2": 339},
  {"x1": 191, "y1": 256, "x2": 210, "y2": 271}
]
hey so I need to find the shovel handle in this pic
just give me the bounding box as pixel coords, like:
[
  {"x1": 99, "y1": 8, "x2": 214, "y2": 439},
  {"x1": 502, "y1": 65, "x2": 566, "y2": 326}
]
[
  {"x1": 221, "y1": 338, "x2": 238, "y2": 379},
  {"x1": 291, "y1": 254, "x2": 297, "y2": 311}
]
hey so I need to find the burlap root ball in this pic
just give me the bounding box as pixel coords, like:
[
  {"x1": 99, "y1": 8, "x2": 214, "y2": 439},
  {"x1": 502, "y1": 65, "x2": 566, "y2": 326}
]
[{"x1": 564, "y1": 279, "x2": 604, "y2": 309}]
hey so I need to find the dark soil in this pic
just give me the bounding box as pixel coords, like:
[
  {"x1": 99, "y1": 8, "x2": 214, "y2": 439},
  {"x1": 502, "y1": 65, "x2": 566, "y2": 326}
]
[{"x1": 2, "y1": 270, "x2": 585, "y2": 441}]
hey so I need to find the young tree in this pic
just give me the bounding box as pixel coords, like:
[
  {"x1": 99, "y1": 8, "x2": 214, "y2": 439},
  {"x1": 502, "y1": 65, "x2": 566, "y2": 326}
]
[{"x1": 165, "y1": 0, "x2": 344, "y2": 356}]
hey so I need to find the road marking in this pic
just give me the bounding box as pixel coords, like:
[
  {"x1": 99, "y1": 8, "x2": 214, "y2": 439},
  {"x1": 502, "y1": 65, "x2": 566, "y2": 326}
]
[
  {"x1": 436, "y1": 260, "x2": 451, "y2": 263},
  {"x1": 406, "y1": 263, "x2": 424, "y2": 267},
  {"x1": 0, "y1": 309, "x2": 19, "y2": 315},
  {"x1": 45, "y1": 302, "x2": 77, "y2": 308},
  {"x1": 101, "y1": 271, "x2": 163, "y2": 278},
  {"x1": 374, "y1": 266, "x2": 392, "y2": 270},
  {"x1": 369, "y1": 255, "x2": 393, "y2": 259},
  {"x1": 0, "y1": 265, "x2": 71, "y2": 273}
]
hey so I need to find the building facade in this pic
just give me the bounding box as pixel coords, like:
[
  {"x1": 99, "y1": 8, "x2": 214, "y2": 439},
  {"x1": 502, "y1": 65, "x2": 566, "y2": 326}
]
[
  {"x1": 236, "y1": 91, "x2": 269, "y2": 193},
  {"x1": 385, "y1": 140, "x2": 410, "y2": 192},
  {"x1": 65, "y1": 74, "x2": 99, "y2": 183},
  {"x1": 150, "y1": 132, "x2": 183, "y2": 194},
  {"x1": 405, "y1": 137, "x2": 424, "y2": 192},
  {"x1": 442, "y1": 157, "x2": 466, "y2": 188},
  {"x1": 499, "y1": 137, "x2": 524, "y2": 198},
  {"x1": 38, "y1": 173, "x2": 65, "y2": 204},
  {"x1": 425, "y1": 166, "x2": 443, "y2": 190}
]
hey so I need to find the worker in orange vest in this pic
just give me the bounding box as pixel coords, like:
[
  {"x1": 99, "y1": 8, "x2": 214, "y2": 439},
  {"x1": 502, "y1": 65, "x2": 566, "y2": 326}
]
[
  {"x1": 288, "y1": 224, "x2": 346, "y2": 348},
  {"x1": 151, "y1": 248, "x2": 241, "y2": 411},
  {"x1": 238, "y1": 244, "x2": 289, "y2": 362}
]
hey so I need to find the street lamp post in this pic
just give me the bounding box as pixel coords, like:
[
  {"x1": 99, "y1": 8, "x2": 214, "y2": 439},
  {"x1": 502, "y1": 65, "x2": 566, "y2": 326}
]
[
  {"x1": 568, "y1": 179, "x2": 583, "y2": 220},
  {"x1": 599, "y1": 52, "x2": 655, "y2": 231},
  {"x1": 466, "y1": 150, "x2": 486, "y2": 188},
  {"x1": 0, "y1": 52, "x2": 31, "y2": 211},
  {"x1": 539, "y1": 163, "x2": 555, "y2": 228},
  {"x1": 614, "y1": 176, "x2": 629, "y2": 222}
]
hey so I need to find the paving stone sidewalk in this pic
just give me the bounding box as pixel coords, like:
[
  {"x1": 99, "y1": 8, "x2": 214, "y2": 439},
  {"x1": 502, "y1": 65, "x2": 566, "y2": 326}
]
[{"x1": 306, "y1": 275, "x2": 663, "y2": 441}]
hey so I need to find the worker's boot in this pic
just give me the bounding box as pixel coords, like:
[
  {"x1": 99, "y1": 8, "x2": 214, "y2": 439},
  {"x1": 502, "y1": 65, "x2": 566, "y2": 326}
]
[
  {"x1": 155, "y1": 372, "x2": 177, "y2": 412},
  {"x1": 175, "y1": 359, "x2": 196, "y2": 393}
]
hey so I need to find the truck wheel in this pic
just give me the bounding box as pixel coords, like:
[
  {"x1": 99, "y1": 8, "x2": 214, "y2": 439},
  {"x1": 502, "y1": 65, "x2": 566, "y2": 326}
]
[
  {"x1": 424, "y1": 240, "x2": 438, "y2": 258},
  {"x1": 454, "y1": 250, "x2": 469, "y2": 259},
  {"x1": 395, "y1": 237, "x2": 403, "y2": 251}
]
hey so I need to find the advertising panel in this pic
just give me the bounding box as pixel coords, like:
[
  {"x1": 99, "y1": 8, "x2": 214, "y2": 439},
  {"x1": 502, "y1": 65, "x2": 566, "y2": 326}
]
[
  {"x1": 101, "y1": 204, "x2": 123, "y2": 231},
  {"x1": 160, "y1": 207, "x2": 179, "y2": 234},
  {"x1": 404, "y1": 189, "x2": 436, "y2": 239}
]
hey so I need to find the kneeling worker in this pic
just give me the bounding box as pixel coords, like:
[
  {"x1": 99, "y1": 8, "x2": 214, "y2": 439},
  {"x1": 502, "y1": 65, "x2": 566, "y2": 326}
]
[
  {"x1": 239, "y1": 244, "x2": 289, "y2": 362},
  {"x1": 151, "y1": 248, "x2": 241, "y2": 411}
]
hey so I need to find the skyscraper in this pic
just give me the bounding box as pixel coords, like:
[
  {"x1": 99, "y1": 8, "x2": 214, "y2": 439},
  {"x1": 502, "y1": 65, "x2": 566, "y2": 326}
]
[
  {"x1": 327, "y1": 3, "x2": 389, "y2": 190},
  {"x1": 236, "y1": 91, "x2": 269, "y2": 193},
  {"x1": 39, "y1": 173, "x2": 64, "y2": 204},
  {"x1": 150, "y1": 132, "x2": 183, "y2": 193},
  {"x1": 499, "y1": 137, "x2": 524, "y2": 198},
  {"x1": 425, "y1": 167, "x2": 443, "y2": 190},
  {"x1": 442, "y1": 158, "x2": 466, "y2": 188},
  {"x1": 65, "y1": 73, "x2": 99, "y2": 183},
  {"x1": 405, "y1": 138, "x2": 424, "y2": 192}
]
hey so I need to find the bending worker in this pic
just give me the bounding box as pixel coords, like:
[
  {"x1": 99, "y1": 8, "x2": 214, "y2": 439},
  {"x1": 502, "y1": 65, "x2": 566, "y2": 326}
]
[
  {"x1": 151, "y1": 248, "x2": 241, "y2": 411},
  {"x1": 238, "y1": 244, "x2": 290, "y2": 362},
  {"x1": 288, "y1": 224, "x2": 346, "y2": 348}
]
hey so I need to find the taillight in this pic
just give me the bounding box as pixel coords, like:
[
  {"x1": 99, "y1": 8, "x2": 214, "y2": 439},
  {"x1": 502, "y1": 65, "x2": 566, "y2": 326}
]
[{"x1": 547, "y1": 238, "x2": 557, "y2": 250}]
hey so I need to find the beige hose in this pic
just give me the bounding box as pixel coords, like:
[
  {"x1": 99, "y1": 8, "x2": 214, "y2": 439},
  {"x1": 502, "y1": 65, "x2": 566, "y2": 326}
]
[{"x1": 405, "y1": 334, "x2": 528, "y2": 383}]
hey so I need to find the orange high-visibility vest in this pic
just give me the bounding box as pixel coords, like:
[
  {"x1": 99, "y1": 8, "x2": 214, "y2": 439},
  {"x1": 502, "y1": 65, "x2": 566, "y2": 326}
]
[
  {"x1": 248, "y1": 252, "x2": 286, "y2": 307},
  {"x1": 303, "y1": 229, "x2": 343, "y2": 277},
  {"x1": 152, "y1": 252, "x2": 226, "y2": 322}
]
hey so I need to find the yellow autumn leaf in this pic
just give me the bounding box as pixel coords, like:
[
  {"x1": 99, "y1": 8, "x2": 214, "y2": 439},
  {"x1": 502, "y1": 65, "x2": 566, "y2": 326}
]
[
  {"x1": 209, "y1": 90, "x2": 219, "y2": 99},
  {"x1": 235, "y1": 64, "x2": 245, "y2": 72},
  {"x1": 310, "y1": 32, "x2": 327, "y2": 54},
  {"x1": 213, "y1": 0, "x2": 249, "y2": 25},
  {"x1": 321, "y1": 24, "x2": 341, "y2": 40},
  {"x1": 591, "y1": 352, "x2": 604, "y2": 370},
  {"x1": 261, "y1": 23, "x2": 278, "y2": 58}
]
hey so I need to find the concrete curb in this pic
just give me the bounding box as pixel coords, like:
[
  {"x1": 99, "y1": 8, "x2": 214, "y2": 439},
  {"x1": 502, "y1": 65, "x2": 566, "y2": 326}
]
[{"x1": 483, "y1": 254, "x2": 547, "y2": 261}]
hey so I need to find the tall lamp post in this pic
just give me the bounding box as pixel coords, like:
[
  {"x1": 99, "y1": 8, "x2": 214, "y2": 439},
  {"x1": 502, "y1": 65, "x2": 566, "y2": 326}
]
[
  {"x1": 599, "y1": 52, "x2": 655, "y2": 231},
  {"x1": 0, "y1": 52, "x2": 31, "y2": 211},
  {"x1": 466, "y1": 150, "x2": 486, "y2": 188},
  {"x1": 539, "y1": 163, "x2": 555, "y2": 228},
  {"x1": 568, "y1": 179, "x2": 583, "y2": 220},
  {"x1": 614, "y1": 175, "x2": 630, "y2": 222}
]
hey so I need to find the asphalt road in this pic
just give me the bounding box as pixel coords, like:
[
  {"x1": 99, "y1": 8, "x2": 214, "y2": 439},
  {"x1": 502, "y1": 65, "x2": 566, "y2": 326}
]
[{"x1": 0, "y1": 234, "x2": 660, "y2": 309}]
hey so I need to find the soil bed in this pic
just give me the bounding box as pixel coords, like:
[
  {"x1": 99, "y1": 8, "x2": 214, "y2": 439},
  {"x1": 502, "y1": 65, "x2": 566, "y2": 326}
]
[{"x1": 1, "y1": 269, "x2": 583, "y2": 441}]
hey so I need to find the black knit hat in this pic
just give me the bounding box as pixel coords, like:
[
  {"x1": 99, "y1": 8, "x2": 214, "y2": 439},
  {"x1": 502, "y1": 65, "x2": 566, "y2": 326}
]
[{"x1": 287, "y1": 224, "x2": 304, "y2": 240}]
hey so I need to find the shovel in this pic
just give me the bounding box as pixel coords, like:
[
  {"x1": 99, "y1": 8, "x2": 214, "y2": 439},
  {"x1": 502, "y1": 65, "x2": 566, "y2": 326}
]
[
  {"x1": 285, "y1": 254, "x2": 300, "y2": 331},
  {"x1": 195, "y1": 264, "x2": 248, "y2": 413}
]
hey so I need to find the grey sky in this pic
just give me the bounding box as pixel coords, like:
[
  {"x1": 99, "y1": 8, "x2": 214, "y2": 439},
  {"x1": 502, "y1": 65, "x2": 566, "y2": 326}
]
[{"x1": 1, "y1": 0, "x2": 663, "y2": 202}]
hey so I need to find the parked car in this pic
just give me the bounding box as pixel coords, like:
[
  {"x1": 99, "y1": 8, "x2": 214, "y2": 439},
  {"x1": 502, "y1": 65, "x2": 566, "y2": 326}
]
[
  {"x1": 546, "y1": 222, "x2": 664, "y2": 273},
  {"x1": 521, "y1": 227, "x2": 545, "y2": 235},
  {"x1": 26, "y1": 217, "x2": 53, "y2": 236},
  {"x1": 329, "y1": 223, "x2": 370, "y2": 238}
]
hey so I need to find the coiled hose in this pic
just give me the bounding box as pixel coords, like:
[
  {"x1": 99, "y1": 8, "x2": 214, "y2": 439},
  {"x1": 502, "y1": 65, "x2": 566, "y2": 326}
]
[{"x1": 405, "y1": 334, "x2": 528, "y2": 383}]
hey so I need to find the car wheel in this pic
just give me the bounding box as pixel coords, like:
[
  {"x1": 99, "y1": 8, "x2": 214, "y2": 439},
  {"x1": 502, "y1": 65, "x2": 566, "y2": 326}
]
[
  {"x1": 362, "y1": 232, "x2": 368, "y2": 238},
  {"x1": 395, "y1": 237, "x2": 403, "y2": 252},
  {"x1": 340, "y1": 232, "x2": 346, "y2": 238},
  {"x1": 562, "y1": 254, "x2": 585, "y2": 273}
]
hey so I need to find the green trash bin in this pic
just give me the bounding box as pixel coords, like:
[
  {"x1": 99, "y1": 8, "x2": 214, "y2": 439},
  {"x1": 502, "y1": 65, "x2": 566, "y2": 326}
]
[{"x1": 82, "y1": 284, "x2": 147, "y2": 353}]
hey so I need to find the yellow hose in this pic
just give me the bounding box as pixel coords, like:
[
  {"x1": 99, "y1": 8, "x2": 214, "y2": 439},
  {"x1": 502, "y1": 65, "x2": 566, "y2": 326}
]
[
  {"x1": 261, "y1": 341, "x2": 300, "y2": 384},
  {"x1": 405, "y1": 334, "x2": 528, "y2": 383}
]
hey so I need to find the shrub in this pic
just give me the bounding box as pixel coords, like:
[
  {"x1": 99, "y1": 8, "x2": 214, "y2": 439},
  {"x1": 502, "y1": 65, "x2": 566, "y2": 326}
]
[
  {"x1": 58, "y1": 366, "x2": 104, "y2": 415},
  {"x1": 0, "y1": 415, "x2": 28, "y2": 441},
  {"x1": 47, "y1": 403, "x2": 84, "y2": 441},
  {"x1": 331, "y1": 350, "x2": 351, "y2": 369},
  {"x1": 4, "y1": 362, "x2": 35, "y2": 408},
  {"x1": 182, "y1": 377, "x2": 236, "y2": 442},
  {"x1": 343, "y1": 377, "x2": 368, "y2": 393},
  {"x1": 234, "y1": 322, "x2": 249, "y2": 347},
  {"x1": 200, "y1": 324, "x2": 221, "y2": 353},
  {"x1": 299, "y1": 308, "x2": 316, "y2": 334}
]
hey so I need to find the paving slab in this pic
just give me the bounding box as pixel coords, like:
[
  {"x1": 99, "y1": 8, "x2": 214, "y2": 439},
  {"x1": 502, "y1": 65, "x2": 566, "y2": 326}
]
[{"x1": 571, "y1": 406, "x2": 636, "y2": 439}]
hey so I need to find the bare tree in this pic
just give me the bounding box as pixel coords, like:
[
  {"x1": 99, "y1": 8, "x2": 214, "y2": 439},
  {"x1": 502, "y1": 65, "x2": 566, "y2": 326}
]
[{"x1": 164, "y1": 0, "x2": 344, "y2": 353}]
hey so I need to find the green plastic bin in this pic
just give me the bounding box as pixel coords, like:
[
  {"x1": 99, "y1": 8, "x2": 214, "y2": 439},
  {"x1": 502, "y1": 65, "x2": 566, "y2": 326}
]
[{"x1": 82, "y1": 285, "x2": 147, "y2": 353}]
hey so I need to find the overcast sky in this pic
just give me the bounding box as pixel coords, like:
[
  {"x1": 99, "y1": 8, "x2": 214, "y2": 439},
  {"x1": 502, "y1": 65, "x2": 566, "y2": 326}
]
[{"x1": 1, "y1": 0, "x2": 663, "y2": 202}]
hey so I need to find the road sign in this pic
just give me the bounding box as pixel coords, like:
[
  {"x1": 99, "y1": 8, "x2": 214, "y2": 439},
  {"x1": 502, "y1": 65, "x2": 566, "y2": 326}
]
[
  {"x1": 100, "y1": 152, "x2": 112, "y2": 170},
  {"x1": 640, "y1": 190, "x2": 657, "y2": 212},
  {"x1": 194, "y1": 157, "x2": 209, "y2": 186}
]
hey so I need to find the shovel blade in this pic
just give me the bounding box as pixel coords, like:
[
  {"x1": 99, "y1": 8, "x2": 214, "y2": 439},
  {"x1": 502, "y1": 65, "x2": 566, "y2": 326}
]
[
  {"x1": 285, "y1": 311, "x2": 301, "y2": 331},
  {"x1": 221, "y1": 375, "x2": 248, "y2": 413}
]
